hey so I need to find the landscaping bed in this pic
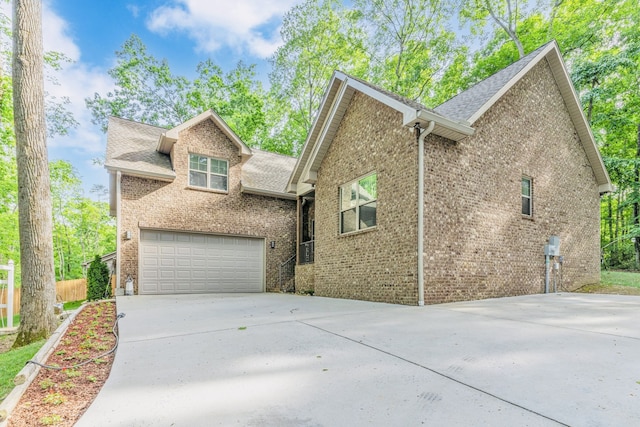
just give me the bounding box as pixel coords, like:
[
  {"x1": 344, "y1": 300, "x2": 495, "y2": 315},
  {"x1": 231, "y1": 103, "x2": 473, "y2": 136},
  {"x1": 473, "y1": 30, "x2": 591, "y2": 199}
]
[{"x1": 6, "y1": 301, "x2": 117, "y2": 427}]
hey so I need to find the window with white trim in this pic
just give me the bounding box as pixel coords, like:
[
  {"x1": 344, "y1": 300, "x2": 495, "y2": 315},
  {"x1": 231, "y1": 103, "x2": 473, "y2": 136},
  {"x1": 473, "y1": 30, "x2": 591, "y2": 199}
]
[
  {"x1": 522, "y1": 176, "x2": 532, "y2": 216},
  {"x1": 189, "y1": 154, "x2": 228, "y2": 191},
  {"x1": 340, "y1": 173, "x2": 377, "y2": 234}
]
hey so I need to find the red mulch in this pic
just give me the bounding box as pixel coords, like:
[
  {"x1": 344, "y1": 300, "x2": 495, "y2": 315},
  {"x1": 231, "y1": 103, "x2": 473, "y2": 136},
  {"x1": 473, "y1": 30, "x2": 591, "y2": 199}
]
[{"x1": 8, "y1": 301, "x2": 117, "y2": 427}]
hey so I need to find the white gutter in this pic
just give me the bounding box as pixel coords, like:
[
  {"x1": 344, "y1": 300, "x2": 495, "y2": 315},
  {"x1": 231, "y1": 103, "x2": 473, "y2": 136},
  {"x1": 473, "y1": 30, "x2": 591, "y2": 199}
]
[
  {"x1": 115, "y1": 171, "x2": 122, "y2": 294},
  {"x1": 240, "y1": 184, "x2": 298, "y2": 200},
  {"x1": 417, "y1": 121, "x2": 435, "y2": 306}
]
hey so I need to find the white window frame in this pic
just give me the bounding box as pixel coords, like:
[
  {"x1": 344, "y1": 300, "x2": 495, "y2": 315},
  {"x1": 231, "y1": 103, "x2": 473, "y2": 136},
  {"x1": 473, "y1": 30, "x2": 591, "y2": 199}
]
[
  {"x1": 188, "y1": 154, "x2": 228, "y2": 192},
  {"x1": 339, "y1": 172, "x2": 377, "y2": 234},
  {"x1": 522, "y1": 176, "x2": 532, "y2": 217}
]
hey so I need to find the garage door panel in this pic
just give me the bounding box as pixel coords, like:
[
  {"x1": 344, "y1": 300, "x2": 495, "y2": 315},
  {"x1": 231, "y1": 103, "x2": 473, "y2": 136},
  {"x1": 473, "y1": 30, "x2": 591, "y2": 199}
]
[{"x1": 139, "y1": 230, "x2": 264, "y2": 295}]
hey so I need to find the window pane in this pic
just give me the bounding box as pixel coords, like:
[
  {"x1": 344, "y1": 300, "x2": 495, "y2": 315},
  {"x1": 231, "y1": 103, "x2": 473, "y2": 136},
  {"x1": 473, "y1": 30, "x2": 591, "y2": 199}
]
[
  {"x1": 210, "y1": 159, "x2": 227, "y2": 175},
  {"x1": 360, "y1": 201, "x2": 377, "y2": 228},
  {"x1": 190, "y1": 155, "x2": 207, "y2": 172},
  {"x1": 522, "y1": 178, "x2": 531, "y2": 197},
  {"x1": 522, "y1": 197, "x2": 531, "y2": 216},
  {"x1": 341, "y1": 183, "x2": 357, "y2": 210},
  {"x1": 189, "y1": 171, "x2": 207, "y2": 187},
  {"x1": 210, "y1": 174, "x2": 228, "y2": 191},
  {"x1": 358, "y1": 174, "x2": 377, "y2": 202},
  {"x1": 341, "y1": 208, "x2": 357, "y2": 233}
]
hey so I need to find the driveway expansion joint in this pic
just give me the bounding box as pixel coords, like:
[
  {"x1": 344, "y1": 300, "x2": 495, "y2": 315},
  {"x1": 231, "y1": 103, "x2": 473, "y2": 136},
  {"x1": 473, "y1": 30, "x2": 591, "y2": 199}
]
[{"x1": 297, "y1": 319, "x2": 569, "y2": 427}]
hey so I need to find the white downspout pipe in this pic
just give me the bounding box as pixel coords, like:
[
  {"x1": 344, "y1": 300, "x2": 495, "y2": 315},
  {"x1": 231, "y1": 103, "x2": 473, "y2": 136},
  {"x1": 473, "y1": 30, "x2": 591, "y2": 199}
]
[
  {"x1": 115, "y1": 171, "x2": 122, "y2": 294},
  {"x1": 417, "y1": 121, "x2": 435, "y2": 306}
]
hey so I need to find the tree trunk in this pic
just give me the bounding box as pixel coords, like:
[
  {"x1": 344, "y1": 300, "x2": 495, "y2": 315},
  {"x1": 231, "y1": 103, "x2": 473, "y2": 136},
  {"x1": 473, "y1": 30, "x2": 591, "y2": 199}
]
[
  {"x1": 12, "y1": 0, "x2": 57, "y2": 347},
  {"x1": 635, "y1": 124, "x2": 640, "y2": 268}
]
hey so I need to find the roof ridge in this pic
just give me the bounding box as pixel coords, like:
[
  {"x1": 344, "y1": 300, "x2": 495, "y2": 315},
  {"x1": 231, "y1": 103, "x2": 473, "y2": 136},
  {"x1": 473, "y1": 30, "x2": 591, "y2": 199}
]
[
  {"x1": 252, "y1": 149, "x2": 297, "y2": 160},
  {"x1": 433, "y1": 41, "x2": 555, "y2": 122},
  {"x1": 109, "y1": 116, "x2": 169, "y2": 131}
]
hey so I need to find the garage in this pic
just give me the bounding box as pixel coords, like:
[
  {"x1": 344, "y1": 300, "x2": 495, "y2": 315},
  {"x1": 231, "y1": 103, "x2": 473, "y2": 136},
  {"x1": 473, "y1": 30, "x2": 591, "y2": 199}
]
[{"x1": 139, "y1": 230, "x2": 265, "y2": 294}]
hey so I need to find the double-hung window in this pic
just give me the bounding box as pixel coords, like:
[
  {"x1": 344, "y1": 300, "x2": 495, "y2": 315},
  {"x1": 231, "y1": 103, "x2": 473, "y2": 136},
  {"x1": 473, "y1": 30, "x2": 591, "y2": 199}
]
[
  {"x1": 189, "y1": 154, "x2": 228, "y2": 192},
  {"x1": 522, "y1": 176, "x2": 532, "y2": 216},
  {"x1": 340, "y1": 173, "x2": 377, "y2": 234}
]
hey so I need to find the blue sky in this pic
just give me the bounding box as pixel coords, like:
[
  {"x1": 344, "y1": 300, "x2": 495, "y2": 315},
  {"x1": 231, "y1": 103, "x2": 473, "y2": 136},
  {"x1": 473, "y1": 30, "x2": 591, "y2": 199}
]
[{"x1": 26, "y1": 0, "x2": 303, "y2": 198}]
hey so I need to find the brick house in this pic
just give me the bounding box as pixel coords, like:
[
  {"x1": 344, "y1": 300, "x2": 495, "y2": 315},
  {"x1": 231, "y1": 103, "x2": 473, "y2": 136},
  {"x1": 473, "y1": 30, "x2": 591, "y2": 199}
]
[
  {"x1": 287, "y1": 41, "x2": 612, "y2": 305},
  {"x1": 105, "y1": 110, "x2": 297, "y2": 294}
]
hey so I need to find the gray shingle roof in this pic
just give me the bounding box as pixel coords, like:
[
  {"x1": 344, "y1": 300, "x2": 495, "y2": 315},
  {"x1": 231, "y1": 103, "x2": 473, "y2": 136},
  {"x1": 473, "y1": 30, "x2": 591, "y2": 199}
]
[
  {"x1": 434, "y1": 42, "x2": 553, "y2": 123},
  {"x1": 105, "y1": 117, "x2": 175, "y2": 179},
  {"x1": 106, "y1": 116, "x2": 296, "y2": 197},
  {"x1": 242, "y1": 149, "x2": 297, "y2": 195}
]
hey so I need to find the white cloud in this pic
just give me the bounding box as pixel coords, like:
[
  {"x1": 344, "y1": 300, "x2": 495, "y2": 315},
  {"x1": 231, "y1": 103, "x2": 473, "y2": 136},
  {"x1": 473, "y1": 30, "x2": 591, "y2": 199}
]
[
  {"x1": 146, "y1": 0, "x2": 301, "y2": 57},
  {"x1": 40, "y1": 2, "x2": 115, "y2": 193}
]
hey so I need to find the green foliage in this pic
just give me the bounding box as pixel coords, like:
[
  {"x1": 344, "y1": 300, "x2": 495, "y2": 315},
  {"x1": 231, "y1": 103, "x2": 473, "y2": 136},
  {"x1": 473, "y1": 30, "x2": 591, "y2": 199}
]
[
  {"x1": 86, "y1": 255, "x2": 110, "y2": 301},
  {"x1": 48, "y1": 161, "x2": 115, "y2": 281},
  {"x1": 86, "y1": 35, "x2": 268, "y2": 148}
]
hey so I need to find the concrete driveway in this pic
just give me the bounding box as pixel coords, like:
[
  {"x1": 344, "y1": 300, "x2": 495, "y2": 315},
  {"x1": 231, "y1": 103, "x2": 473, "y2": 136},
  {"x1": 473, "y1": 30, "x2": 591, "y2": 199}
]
[{"x1": 77, "y1": 293, "x2": 640, "y2": 426}]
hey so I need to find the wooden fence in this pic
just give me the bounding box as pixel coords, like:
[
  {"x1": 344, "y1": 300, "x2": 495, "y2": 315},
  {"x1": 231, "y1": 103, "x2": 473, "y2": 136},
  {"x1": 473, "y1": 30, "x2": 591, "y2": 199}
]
[{"x1": 1, "y1": 276, "x2": 116, "y2": 316}]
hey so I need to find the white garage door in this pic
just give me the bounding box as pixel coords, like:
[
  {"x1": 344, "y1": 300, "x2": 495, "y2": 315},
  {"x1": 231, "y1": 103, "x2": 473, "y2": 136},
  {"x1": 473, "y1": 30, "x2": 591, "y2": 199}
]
[{"x1": 139, "y1": 230, "x2": 264, "y2": 294}]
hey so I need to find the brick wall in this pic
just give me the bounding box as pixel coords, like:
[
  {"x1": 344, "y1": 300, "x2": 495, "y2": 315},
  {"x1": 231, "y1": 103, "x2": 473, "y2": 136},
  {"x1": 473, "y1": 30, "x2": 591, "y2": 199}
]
[
  {"x1": 313, "y1": 92, "x2": 420, "y2": 305},
  {"x1": 422, "y1": 59, "x2": 600, "y2": 303},
  {"x1": 119, "y1": 119, "x2": 296, "y2": 293},
  {"x1": 308, "y1": 59, "x2": 601, "y2": 305}
]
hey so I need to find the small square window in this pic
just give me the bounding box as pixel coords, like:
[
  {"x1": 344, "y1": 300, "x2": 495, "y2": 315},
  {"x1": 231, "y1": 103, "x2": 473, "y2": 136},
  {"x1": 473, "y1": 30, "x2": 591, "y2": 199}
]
[
  {"x1": 522, "y1": 177, "x2": 532, "y2": 216},
  {"x1": 189, "y1": 154, "x2": 228, "y2": 192}
]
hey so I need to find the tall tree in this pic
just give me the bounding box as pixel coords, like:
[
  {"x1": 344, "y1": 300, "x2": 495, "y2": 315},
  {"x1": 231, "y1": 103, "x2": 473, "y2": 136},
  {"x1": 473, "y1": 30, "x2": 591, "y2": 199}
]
[
  {"x1": 86, "y1": 35, "x2": 268, "y2": 147},
  {"x1": 269, "y1": 0, "x2": 368, "y2": 154},
  {"x1": 357, "y1": 0, "x2": 458, "y2": 103},
  {"x1": 12, "y1": 0, "x2": 57, "y2": 346}
]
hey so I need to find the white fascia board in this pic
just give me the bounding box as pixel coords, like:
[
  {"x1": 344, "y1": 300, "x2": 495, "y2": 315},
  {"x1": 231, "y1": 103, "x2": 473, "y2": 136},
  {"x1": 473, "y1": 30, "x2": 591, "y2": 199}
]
[
  {"x1": 105, "y1": 165, "x2": 176, "y2": 182},
  {"x1": 344, "y1": 77, "x2": 415, "y2": 116},
  {"x1": 599, "y1": 183, "x2": 615, "y2": 194},
  {"x1": 301, "y1": 78, "x2": 351, "y2": 183},
  {"x1": 405, "y1": 109, "x2": 475, "y2": 137},
  {"x1": 158, "y1": 110, "x2": 253, "y2": 159},
  {"x1": 240, "y1": 184, "x2": 297, "y2": 200},
  {"x1": 287, "y1": 73, "x2": 346, "y2": 191},
  {"x1": 544, "y1": 47, "x2": 612, "y2": 190}
]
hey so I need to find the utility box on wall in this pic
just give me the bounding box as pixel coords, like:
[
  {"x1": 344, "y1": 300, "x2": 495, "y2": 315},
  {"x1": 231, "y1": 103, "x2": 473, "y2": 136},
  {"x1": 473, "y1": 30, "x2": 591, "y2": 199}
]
[{"x1": 545, "y1": 236, "x2": 561, "y2": 256}]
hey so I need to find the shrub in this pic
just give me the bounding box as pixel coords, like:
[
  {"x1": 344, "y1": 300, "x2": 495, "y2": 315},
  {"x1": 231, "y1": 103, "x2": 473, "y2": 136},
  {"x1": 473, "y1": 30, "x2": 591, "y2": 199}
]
[{"x1": 87, "y1": 255, "x2": 110, "y2": 301}]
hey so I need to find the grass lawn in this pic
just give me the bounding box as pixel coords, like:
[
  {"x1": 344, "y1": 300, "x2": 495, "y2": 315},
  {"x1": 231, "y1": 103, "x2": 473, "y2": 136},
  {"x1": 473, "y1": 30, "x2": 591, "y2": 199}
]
[
  {"x1": 600, "y1": 270, "x2": 640, "y2": 288},
  {"x1": 0, "y1": 338, "x2": 44, "y2": 401},
  {"x1": 63, "y1": 300, "x2": 85, "y2": 311},
  {"x1": 0, "y1": 314, "x2": 20, "y2": 328},
  {"x1": 576, "y1": 270, "x2": 640, "y2": 295}
]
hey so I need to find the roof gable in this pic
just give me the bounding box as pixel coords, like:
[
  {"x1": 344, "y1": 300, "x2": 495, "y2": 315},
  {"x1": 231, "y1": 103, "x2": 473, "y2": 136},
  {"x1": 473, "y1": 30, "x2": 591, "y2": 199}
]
[
  {"x1": 288, "y1": 41, "x2": 612, "y2": 195},
  {"x1": 157, "y1": 110, "x2": 252, "y2": 160},
  {"x1": 287, "y1": 71, "x2": 475, "y2": 193},
  {"x1": 434, "y1": 41, "x2": 611, "y2": 193}
]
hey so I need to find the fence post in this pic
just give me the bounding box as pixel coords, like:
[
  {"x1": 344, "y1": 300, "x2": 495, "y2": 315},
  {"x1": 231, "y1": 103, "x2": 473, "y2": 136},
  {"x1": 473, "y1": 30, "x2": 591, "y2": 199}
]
[
  {"x1": 0, "y1": 260, "x2": 14, "y2": 329},
  {"x1": 7, "y1": 260, "x2": 13, "y2": 328}
]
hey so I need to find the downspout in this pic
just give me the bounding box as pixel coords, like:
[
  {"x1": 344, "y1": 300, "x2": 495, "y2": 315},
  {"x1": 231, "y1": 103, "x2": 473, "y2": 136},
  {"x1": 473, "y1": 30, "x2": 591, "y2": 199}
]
[
  {"x1": 416, "y1": 121, "x2": 435, "y2": 306},
  {"x1": 115, "y1": 171, "x2": 122, "y2": 294}
]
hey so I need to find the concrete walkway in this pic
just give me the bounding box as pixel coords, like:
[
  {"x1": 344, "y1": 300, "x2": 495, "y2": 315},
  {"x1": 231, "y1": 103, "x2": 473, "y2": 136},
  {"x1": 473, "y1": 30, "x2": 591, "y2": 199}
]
[{"x1": 77, "y1": 293, "x2": 640, "y2": 426}]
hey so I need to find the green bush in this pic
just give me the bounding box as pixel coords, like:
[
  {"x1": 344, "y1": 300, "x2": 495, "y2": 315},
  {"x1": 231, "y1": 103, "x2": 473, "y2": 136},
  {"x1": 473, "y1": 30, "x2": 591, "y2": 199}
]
[{"x1": 86, "y1": 255, "x2": 110, "y2": 301}]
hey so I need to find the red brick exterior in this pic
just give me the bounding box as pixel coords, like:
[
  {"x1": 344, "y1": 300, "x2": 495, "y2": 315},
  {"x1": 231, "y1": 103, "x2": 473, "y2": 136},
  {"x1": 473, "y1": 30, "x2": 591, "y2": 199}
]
[{"x1": 119, "y1": 119, "x2": 296, "y2": 294}]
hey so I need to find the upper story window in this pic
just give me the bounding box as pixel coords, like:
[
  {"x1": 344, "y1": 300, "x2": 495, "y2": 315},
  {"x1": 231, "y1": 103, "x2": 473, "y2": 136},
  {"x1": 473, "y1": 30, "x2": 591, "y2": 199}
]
[
  {"x1": 189, "y1": 154, "x2": 228, "y2": 192},
  {"x1": 522, "y1": 176, "x2": 532, "y2": 217},
  {"x1": 340, "y1": 173, "x2": 377, "y2": 234}
]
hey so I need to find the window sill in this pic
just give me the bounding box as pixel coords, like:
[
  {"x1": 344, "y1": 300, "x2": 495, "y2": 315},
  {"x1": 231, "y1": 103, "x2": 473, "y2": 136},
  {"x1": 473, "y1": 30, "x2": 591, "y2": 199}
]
[
  {"x1": 187, "y1": 185, "x2": 228, "y2": 195},
  {"x1": 339, "y1": 226, "x2": 377, "y2": 238},
  {"x1": 522, "y1": 214, "x2": 534, "y2": 221}
]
